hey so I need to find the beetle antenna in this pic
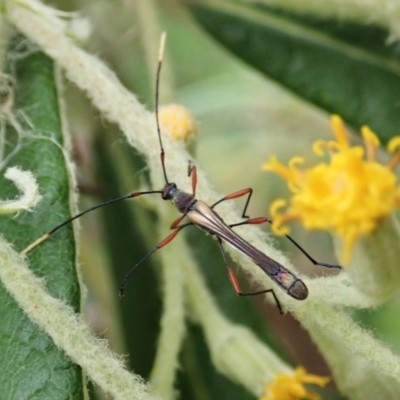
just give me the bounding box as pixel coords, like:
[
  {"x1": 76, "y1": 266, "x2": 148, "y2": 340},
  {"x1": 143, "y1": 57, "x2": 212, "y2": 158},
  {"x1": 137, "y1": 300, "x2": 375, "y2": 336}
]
[{"x1": 155, "y1": 32, "x2": 169, "y2": 184}]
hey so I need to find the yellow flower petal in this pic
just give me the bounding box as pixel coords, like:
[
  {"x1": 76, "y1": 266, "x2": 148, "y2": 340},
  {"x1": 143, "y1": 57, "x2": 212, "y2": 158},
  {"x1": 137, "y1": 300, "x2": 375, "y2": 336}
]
[
  {"x1": 288, "y1": 156, "x2": 304, "y2": 169},
  {"x1": 263, "y1": 115, "x2": 400, "y2": 263},
  {"x1": 264, "y1": 156, "x2": 305, "y2": 196},
  {"x1": 387, "y1": 136, "x2": 400, "y2": 153},
  {"x1": 269, "y1": 199, "x2": 291, "y2": 235},
  {"x1": 330, "y1": 115, "x2": 349, "y2": 149},
  {"x1": 387, "y1": 136, "x2": 400, "y2": 170},
  {"x1": 312, "y1": 140, "x2": 328, "y2": 156},
  {"x1": 361, "y1": 126, "x2": 380, "y2": 161},
  {"x1": 263, "y1": 156, "x2": 291, "y2": 180},
  {"x1": 260, "y1": 367, "x2": 330, "y2": 400},
  {"x1": 294, "y1": 367, "x2": 330, "y2": 386}
]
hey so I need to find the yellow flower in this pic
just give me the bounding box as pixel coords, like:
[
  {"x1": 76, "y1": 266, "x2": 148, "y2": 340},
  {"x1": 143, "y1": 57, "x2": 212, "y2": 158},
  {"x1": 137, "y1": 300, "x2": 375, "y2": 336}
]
[
  {"x1": 158, "y1": 104, "x2": 196, "y2": 141},
  {"x1": 263, "y1": 115, "x2": 400, "y2": 263},
  {"x1": 260, "y1": 367, "x2": 330, "y2": 400}
]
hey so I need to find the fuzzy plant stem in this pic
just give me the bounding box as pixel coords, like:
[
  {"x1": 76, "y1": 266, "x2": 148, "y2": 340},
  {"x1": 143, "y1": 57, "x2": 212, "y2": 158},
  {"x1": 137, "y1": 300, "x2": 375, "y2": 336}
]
[{"x1": 0, "y1": 237, "x2": 162, "y2": 400}]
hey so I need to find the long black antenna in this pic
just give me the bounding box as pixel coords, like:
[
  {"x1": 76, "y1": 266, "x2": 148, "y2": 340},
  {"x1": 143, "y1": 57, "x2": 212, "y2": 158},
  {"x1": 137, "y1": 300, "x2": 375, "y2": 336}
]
[
  {"x1": 21, "y1": 190, "x2": 163, "y2": 255},
  {"x1": 155, "y1": 32, "x2": 169, "y2": 184}
]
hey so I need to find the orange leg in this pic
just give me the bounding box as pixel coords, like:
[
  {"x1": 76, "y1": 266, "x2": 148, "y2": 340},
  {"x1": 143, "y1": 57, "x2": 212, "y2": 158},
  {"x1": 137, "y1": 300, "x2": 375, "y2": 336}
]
[
  {"x1": 216, "y1": 238, "x2": 283, "y2": 314},
  {"x1": 211, "y1": 188, "x2": 253, "y2": 219},
  {"x1": 188, "y1": 161, "x2": 197, "y2": 197}
]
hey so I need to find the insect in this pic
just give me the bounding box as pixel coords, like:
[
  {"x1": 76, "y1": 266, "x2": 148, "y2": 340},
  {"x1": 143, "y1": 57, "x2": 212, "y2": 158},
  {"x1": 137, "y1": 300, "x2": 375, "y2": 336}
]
[{"x1": 22, "y1": 33, "x2": 341, "y2": 313}]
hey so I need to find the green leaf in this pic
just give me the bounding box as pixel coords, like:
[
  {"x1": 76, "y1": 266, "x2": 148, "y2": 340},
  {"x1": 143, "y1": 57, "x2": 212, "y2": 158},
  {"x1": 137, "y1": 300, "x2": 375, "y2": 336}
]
[
  {"x1": 189, "y1": 2, "x2": 400, "y2": 144},
  {"x1": 0, "y1": 36, "x2": 83, "y2": 399}
]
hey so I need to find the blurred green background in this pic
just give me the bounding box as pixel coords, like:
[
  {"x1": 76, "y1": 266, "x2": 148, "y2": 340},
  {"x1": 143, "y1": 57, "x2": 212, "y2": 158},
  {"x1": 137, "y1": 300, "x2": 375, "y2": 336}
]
[{"x1": 5, "y1": 0, "x2": 400, "y2": 399}]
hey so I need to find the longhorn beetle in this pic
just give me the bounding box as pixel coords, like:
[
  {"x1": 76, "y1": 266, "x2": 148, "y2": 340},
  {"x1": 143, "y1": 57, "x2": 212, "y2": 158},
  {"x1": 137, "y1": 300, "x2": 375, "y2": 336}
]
[{"x1": 22, "y1": 33, "x2": 341, "y2": 313}]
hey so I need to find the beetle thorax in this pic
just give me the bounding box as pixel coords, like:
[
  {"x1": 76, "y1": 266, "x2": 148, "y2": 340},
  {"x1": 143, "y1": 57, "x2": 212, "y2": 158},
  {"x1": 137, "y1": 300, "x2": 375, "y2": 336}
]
[{"x1": 171, "y1": 189, "x2": 195, "y2": 214}]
